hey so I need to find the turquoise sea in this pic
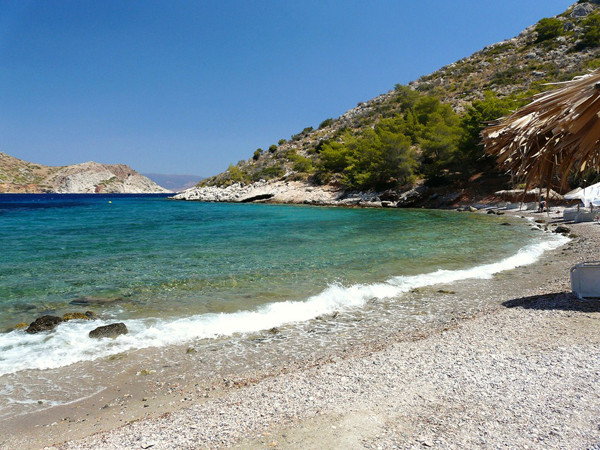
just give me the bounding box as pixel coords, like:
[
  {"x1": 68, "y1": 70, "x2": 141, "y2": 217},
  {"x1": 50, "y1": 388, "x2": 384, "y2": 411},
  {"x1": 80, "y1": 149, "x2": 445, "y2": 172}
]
[{"x1": 0, "y1": 194, "x2": 566, "y2": 379}]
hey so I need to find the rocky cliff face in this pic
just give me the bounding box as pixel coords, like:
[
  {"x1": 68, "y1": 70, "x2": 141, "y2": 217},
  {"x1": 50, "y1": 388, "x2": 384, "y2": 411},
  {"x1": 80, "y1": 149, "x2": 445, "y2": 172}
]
[{"x1": 0, "y1": 152, "x2": 170, "y2": 194}]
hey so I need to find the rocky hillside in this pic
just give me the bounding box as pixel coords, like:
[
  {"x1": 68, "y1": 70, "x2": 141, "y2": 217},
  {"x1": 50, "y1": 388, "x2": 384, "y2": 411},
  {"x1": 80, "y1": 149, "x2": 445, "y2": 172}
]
[
  {"x1": 198, "y1": 1, "x2": 600, "y2": 193},
  {"x1": 0, "y1": 152, "x2": 170, "y2": 194},
  {"x1": 408, "y1": 1, "x2": 600, "y2": 112}
]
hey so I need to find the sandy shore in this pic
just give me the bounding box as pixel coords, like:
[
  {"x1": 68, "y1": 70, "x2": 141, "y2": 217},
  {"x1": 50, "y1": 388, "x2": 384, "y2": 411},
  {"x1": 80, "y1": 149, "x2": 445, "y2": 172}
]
[{"x1": 3, "y1": 208, "x2": 600, "y2": 450}]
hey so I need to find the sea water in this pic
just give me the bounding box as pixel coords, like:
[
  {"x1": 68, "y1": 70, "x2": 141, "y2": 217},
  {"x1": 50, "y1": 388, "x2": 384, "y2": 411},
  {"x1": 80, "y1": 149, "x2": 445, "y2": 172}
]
[{"x1": 0, "y1": 194, "x2": 567, "y2": 378}]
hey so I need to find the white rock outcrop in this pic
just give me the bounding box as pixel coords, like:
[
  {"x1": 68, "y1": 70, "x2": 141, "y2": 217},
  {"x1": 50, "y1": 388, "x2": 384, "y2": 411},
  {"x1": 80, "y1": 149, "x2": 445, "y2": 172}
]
[
  {"x1": 48, "y1": 162, "x2": 170, "y2": 194},
  {"x1": 172, "y1": 180, "x2": 391, "y2": 207}
]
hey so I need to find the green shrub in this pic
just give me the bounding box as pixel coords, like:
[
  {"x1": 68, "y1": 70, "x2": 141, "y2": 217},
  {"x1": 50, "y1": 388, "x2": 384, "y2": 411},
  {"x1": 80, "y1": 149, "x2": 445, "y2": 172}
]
[
  {"x1": 491, "y1": 67, "x2": 522, "y2": 86},
  {"x1": 253, "y1": 148, "x2": 263, "y2": 161},
  {"x1": 535, "y1": 18, "x2": 564, "y2": 43},
  {"x1": 283, "y1": 149, "x2": 313, "y2": 173},
  {"x1": 278, "y1": 139, "x2": 287, "y2": 145},
  {"x1": 268, "y1": 144, "x2": 278, "y2": 153},
  {"x1": 251, "y1": 165, "x2": 285, "y2": 181},
  {"x1": 319, "y1": 118, "x2": 334, "y2": 129},
  {"x1": 485, "y1": 42, "x2": 515, "y2": 56},
  {"x1": 456, "y1": 92, "x2": 516, "y2": 175},
  {"x1": 292, "y1": 156, "x2": 313, "y2": 173},
  {"x1": 579, "y1": 14, "x2": 600, "y2": 48},
  {"x1": 317, "y1": 127, "x2": 417, "y2": 190},
  {"x1": 291, "y1": 127, "x2": 314, "y2": 141},
  {"x1": 227, "y1": 164, "x2": 250, "y2": 184}
]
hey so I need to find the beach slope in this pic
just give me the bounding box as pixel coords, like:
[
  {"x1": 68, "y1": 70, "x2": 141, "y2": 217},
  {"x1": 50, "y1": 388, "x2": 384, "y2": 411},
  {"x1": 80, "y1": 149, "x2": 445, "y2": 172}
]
[{"x1": 5, "y1": 213, "x2": 596, "y2": 450}]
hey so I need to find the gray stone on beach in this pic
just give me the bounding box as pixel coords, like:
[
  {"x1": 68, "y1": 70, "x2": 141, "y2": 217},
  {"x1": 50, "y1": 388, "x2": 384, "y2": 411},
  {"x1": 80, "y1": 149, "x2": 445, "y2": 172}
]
[
  {"x1": 89, "y1": 322, "x2": 128, "y2": 339},
  {"x1": 554, "y1": 225, "x2": 571, "y2": 234}
]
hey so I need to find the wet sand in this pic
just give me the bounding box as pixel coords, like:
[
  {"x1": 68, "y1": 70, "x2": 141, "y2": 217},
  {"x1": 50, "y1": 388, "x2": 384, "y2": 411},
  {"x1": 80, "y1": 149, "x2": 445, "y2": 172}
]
[{"x1": 2, "y1": 208, "x2": 600, "y2": 449}]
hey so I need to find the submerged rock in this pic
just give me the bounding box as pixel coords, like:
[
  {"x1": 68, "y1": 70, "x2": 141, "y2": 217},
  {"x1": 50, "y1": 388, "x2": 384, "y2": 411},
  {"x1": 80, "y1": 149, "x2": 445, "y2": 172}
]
[
  {"x1": 26, "y1": 315, "x2": 63, "y2": 334},
  {"x1": 63, "y1": 311, "x2": 96, "y2": 321},
  {"x1": 70, "y1": 296, "x2": 125, "y2": 306},
  {"x1": 88, "y1": 322, "x2": 128, "y2": 339}
]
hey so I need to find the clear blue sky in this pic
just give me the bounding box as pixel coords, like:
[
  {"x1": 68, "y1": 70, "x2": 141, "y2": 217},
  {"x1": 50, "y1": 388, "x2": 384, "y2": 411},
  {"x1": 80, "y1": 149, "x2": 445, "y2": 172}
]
[{"x1": 1, "y1": 0, "x2": 573, "y2": 177}]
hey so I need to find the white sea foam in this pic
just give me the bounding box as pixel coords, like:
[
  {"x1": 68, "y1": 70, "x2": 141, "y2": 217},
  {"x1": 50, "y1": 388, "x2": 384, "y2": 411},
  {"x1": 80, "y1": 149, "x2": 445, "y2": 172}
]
[{"x1": 0, "y1": 232, "x2": 568, "y2": 376}]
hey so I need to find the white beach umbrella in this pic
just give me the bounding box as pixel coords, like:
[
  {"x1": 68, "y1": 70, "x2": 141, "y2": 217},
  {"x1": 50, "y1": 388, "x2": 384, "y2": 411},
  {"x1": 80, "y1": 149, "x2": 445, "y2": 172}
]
[{"x1": 564, "y1": 181, "x2": 600, "y2": 207}]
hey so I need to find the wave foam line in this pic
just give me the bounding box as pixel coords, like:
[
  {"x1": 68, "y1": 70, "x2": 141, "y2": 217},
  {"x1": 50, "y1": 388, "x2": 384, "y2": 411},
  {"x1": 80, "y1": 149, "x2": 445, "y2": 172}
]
[{"x1": 0, "y1": 233, "x2": 568, "y2": 376}]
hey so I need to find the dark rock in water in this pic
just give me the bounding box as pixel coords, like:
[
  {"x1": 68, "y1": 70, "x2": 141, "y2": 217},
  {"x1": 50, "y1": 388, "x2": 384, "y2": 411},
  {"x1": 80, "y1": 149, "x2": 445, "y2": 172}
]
[
  {"x1": 26, "y1": 315, "x2": 63, "y2": 334},
  {"x1": 268, "y1": 327, "x2": 280, "y2": 334},
  {"x1": 487, "y1": 209, "x2": 497, "y2": 214},
  {"x1": 14, "y1": 303, "x2": 37, "y2": 312},
  {"x1": 70, "y1": 296, "x2": 125, "y2": 306},
  {"x1": 89, "y1": 322, "x2": 128, "y2": 339},
  {"x1": 381, "y1": 201, "x2": 393, "y2": 208},
  {"x1": 500, "y1": 222, "x2": 511, "y2": 226},
  {"x1": 555, "y1": 225, "x2": 571, "y2": 234}
]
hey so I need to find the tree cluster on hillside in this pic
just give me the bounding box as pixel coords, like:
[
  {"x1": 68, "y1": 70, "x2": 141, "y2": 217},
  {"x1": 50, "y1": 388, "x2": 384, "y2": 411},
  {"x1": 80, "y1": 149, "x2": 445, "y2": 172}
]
[
  {"x1": 313, "y1": 86, "x2": 520, "y2": 191},
  {"x1": 209, "y1": 86, "x2": 530, "y2": 191},
  {"x1": 201, "y1": 3, "x2": 600, "y2": 193}
]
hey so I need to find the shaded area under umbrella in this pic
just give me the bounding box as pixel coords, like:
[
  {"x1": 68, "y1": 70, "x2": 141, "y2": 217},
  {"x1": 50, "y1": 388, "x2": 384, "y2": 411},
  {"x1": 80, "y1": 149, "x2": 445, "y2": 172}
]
[{"x1": 482, "y1": 70, "x2": 600, "y2": 193}]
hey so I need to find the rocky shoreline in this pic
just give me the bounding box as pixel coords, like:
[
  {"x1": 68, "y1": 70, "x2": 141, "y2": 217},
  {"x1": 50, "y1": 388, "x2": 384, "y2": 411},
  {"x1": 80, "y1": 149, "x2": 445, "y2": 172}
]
[
  {"x1": 0, "y1": 208, "x2": 597, "y2": 449},
  {"x1": 170, "y1": 180, "x2": 478, "y2": 209}
]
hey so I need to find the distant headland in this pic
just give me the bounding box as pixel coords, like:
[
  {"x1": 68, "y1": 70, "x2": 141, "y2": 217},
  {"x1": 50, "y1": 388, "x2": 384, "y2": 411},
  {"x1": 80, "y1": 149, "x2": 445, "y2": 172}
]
[{"x1": 0, "y1": 152, "x2": 170, "y2": 194}]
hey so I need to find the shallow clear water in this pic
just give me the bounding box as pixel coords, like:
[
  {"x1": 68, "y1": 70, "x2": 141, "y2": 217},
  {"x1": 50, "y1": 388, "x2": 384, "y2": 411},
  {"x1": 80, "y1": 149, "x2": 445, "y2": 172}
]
[{"x1": 0, "y1": 194, "x2": 566, "y2": 376}]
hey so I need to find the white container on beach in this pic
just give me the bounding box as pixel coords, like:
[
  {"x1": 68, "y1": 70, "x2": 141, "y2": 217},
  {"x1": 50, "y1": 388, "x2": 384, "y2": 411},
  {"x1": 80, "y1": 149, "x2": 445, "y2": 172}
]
[
  {"x1": 571, "y1": 261, "x2": 600, "y2": 298},
  {"x1": 574, "y1": 212, "x2": 595, "y2": 223},
  {"x1": 563, "y1": 208, "x2": 579, "y2": 222}
]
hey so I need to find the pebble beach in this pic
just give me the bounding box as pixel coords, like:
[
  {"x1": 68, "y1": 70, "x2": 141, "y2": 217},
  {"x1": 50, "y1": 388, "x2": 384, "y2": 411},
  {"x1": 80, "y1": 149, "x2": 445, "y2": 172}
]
[{"x1": 2, "y1": 208, "x2": 600, "y2": 450}]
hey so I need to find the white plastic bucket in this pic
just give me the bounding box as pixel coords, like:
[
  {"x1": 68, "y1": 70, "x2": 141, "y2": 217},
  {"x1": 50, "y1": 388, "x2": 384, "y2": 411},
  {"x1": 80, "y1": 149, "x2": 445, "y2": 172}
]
[{"x1": 571, "y1": 261, "x2": 600, "y2": 298}]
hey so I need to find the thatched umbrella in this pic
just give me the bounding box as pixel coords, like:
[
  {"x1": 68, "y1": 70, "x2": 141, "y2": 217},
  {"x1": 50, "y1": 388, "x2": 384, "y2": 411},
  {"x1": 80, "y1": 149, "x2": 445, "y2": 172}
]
[{"x1": 482, "y1": 70, "x2": 600, "y2": 193}]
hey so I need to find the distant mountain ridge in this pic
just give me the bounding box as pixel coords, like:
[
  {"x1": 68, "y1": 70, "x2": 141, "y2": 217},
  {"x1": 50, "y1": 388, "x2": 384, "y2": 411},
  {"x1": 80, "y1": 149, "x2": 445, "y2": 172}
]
[
  {"x1": 142, "y1": 173, "x2": 204, "y2": 193},
  {"x1": 0, "y1": 152, "x2": 170, "y2": 194}
]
